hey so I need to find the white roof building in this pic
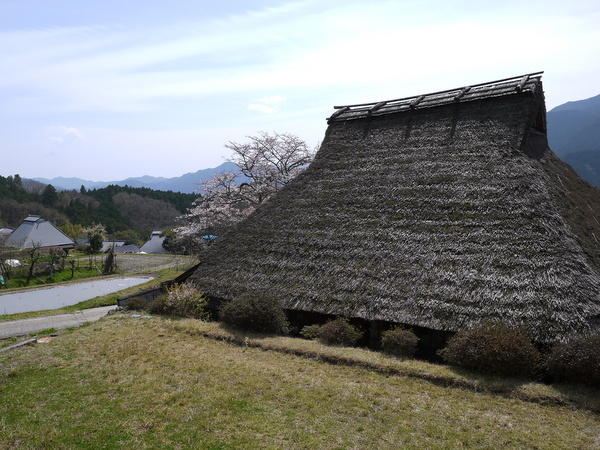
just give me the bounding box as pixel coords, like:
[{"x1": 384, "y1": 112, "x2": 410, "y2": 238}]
[
  {"x1": 4, "y1": 215, "x2": 75, "y2": 250},
  {"x1": 140, "y1": 231, "x2": 167, "y2": 254}
]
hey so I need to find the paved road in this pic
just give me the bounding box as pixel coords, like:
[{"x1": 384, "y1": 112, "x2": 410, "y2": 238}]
[{"x1": 0, "y1": 305, "x2": 117, "y2": 339}]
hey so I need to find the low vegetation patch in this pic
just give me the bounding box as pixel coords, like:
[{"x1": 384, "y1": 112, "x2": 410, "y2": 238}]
[
  {"x1": 219, "y1": 293, "x2": 289, "y2": 334},
  {"x1": 316, "y1": 317, "x2": 363, "y2": 346},
  {"x1": 299, "y1": 324, "x2": 321, "y2": 340},
  {"x1": 438, "y1": 322, "x2": 542, "y2": 379},
  {"x1": 380, "y1": 326, "x2": 419, "y2": 358},
  {"x1": 547, "y1": 333, "x2": 600, "y2": 385},
  {"x1": 1, "y1": 266, "x2": 100, "y2": 289},
  {"x1": 147, "y1": 283, "x2": 209, "y2": 319},
  {"x1": 0, "y1": 337, "x2": 18, "y2": 349},
  {"x1": 124, "y1": 296, "x2": 148, "y2": 311}
]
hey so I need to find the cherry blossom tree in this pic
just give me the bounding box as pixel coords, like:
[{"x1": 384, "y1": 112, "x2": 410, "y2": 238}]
[
  {"x1": 178, "y1": 170, "x2": 252, "y2": 238},
  {"x1": 227, "y1": 131, "x2": 314, "y2": 205},
  {"x1": 176, "y1": 132, "x2": 315, "y2": 241}
]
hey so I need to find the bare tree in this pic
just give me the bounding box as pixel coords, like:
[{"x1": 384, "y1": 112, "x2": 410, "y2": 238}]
[
  {"x1": 47, "y1": 246, "x2": 65, "y2": 279},
  {"x1": 113, "y1": 192, "x2": 180, "y2": 230},
  {"x1": 25, "y1": 241, "x2": 44, "y2": 284},
  {"x1": 0, "y1": 234, "x2": 7, "y2": 286}
]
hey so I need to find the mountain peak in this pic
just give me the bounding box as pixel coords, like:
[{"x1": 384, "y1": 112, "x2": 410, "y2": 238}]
[{"x1": 550, "y1": 93, "x2": 600, "y2": 114}]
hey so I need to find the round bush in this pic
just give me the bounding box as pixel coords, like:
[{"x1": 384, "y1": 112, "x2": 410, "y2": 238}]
[
  {"x1": 219, "y1": 293, "x2": 289, "y2": 335},
  {"x1": 381, "y1": 326, "x2": 419, "y2": 358},
  {"x1": 300, "y1": 324, "x2": 321, "y2": 340},
  {"x1": 317, "y1": 317, "x2": 363, "y2": 346},
  {"x1": 547, "y1": 334, "x2": 600, "y2": 385},
  {"x1": 438, "y1": 323, "x2": 542, "y2": 378}
]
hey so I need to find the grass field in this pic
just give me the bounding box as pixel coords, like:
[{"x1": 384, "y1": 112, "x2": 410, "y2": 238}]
[{"x1": 1, "y1": 316, "x2": 599, "y2": 448}]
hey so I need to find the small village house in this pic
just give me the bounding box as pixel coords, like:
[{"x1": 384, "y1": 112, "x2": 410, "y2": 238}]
[
  {"x1": 4, "y1": 215, "x2": 74, "y2": 251},
  {"x1": 140, "y1": 231, "x2": 167, "y2": 254}
]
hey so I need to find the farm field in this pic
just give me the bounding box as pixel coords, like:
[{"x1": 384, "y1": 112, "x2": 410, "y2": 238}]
[
  {"x1": 111, "y1": 253, "x2": 196, "y2": 274},
  {"x1": 0, "y1": 254, "x2": 197, "y2": 322},
  {"x1": 1, "y1": 316, "x2": 598, "y2": 448}
]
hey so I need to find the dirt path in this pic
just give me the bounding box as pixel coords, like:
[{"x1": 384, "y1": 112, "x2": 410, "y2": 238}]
[{"x1": 91, "y1": 254, "x2": 197, "y2": 274}]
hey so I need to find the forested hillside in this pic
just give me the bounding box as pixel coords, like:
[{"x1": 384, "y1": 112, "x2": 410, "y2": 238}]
[{"x1": 0, "y1": 175, "x2": 196, "y2": 244}]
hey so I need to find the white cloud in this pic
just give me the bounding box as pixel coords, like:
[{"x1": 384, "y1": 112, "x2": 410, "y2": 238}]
[
  {"x1": 248, "y1": 95, "x2": 286, "y2": 114},
  {"x1": 258, "y1": 95, "x2": 286, "y2": 104},
  {"x1": 2, "y1": 1, "x2": 598, "y2": 115},
  {"x1": 45, "y1": 126, "x2": 85, "y2": 146},
  {"x1": 248, "y1": 104, "x2": 278, "y2": 114}
]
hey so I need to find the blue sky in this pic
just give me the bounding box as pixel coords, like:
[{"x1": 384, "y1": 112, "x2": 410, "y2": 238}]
[{"x1": 1, "y1": 0, "x2": 599, "y2": 180}]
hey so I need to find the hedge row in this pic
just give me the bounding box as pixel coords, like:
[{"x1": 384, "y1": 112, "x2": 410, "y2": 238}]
[{"x1": 137, "y1": 289, "x2": 600, "y2": 385}]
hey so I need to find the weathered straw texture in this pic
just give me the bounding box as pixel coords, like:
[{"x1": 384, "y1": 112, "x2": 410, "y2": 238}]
[{"x1": 190, "y1": 77, "x2": 600, "y2": 343}]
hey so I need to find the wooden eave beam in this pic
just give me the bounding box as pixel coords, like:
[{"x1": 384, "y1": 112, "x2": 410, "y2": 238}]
[
  {"x1": 370, "y1": 101, "x2": 387, "y2": 112},
  {"x1": 410, "y1": 95, "x2": 425, "y2": 109},
  {"x1": 454, "y1": 86, "x2": 471, "y2": 101},
  {"x1": 367, "y1": 101, "x2": 387, "y2": 116},
  {"x1": 515, "y1": 74, "x2": 530, "y2": 92},
  {"x1": 329, "y1": 106, "x2": 350, "y2": 120}
]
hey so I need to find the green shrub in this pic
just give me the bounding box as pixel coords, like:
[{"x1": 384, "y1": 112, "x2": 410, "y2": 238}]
[
  {"x1": 219, "y1": 293, "x2": 289, "y2": 335},
  {"x1": 547, "y1": 334, "x2": 600, "y2": 385},
  {"x1": 300, "y1": 324, "x2": 321, "y2": 340},
  {"x1": 317, "y1": 317, "x2": 363, "y2": 346},
  {"x1": 438, "y1": 323, "x2": 542, "y2": 378},
  {"x1": 381, "y1": 326, "x2": 419, "y2": 358},
  {"x1": 148, "y1": 283, "x2": 209, "y2": 319}
]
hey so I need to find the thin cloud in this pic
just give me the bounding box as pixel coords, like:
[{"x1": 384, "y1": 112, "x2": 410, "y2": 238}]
[
  {"x1": 248, "y1": 95, "x2": 285, "y2": 114},
  {"x1": 45, "y1": 126, "x2": 85, "y2": 146},
  {"x1": 258, "y1": 95, "x2": 286, "y2": 104},
  {"x1": 2, "y1": 1, "x2": 598, "y2": 115},
  {"x1": 248, "y1": 104, "x2": 278, "y2": 114}
]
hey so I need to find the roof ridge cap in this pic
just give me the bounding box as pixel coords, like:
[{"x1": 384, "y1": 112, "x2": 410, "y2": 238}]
[{"x1": 328, "y1": 72, "x2": 544, "y2": 123}]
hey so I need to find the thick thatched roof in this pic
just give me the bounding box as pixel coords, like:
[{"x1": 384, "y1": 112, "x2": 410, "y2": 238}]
[{"x1": 190, "y1": 73, "x2": 600, "y2": 343}]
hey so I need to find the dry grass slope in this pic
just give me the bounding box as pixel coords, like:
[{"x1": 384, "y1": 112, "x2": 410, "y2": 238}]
[{"x1": 1, "y1": 316, "x2": 599, "y2": 448}]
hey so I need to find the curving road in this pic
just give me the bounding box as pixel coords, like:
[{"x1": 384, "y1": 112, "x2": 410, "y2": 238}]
[{"x1": 0, "y1": 305, "x2": 117, "y2": 339}]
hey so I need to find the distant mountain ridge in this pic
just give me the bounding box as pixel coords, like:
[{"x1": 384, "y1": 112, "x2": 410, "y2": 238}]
[
  {"x1": 34, "y1": 162, "x2": 238, "y2": 194},
  {"x1": 30, "y1": 94, "x2": 600, "y2": 191},
  {"x1": 547, "y1": 93, "x2": 600, "y2": 186}
]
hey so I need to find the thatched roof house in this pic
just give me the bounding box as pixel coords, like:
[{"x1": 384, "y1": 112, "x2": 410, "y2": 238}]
[{"x1": 190, "y1": 72, "x2": 600, "y2": 344}]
